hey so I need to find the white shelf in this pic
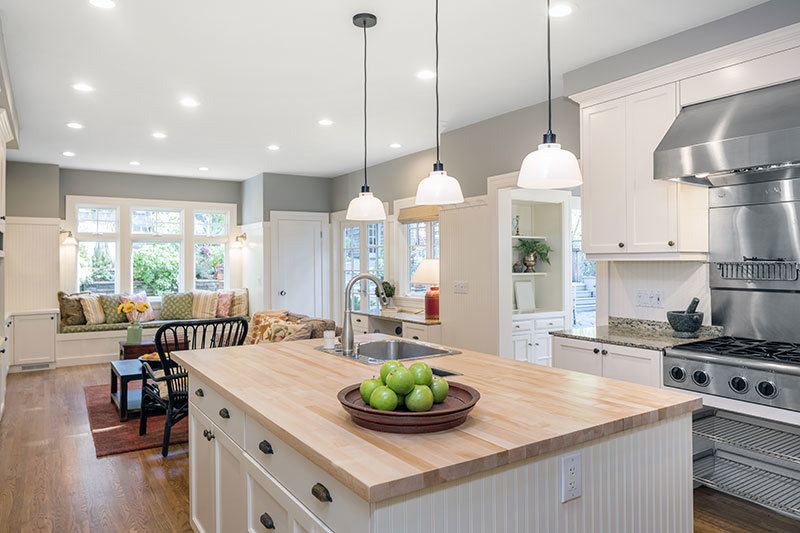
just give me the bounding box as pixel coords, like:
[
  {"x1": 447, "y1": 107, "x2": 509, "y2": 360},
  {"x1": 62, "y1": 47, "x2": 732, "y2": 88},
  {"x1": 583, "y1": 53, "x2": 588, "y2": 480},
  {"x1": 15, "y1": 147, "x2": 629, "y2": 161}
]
[
  {"x1": 512, "y1": 272, "x2": 547, "y2": 277},
  {"x1": 511, "y1": 235, "x2": 547, "y2": 240}
]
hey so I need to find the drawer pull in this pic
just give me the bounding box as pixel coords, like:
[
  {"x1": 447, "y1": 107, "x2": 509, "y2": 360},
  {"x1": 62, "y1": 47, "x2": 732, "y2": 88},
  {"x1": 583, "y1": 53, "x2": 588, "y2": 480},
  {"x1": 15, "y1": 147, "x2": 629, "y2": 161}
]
[
  {"x1": 219, "y1": 408, "x2": 230, "y2": 419},
  {"x1": 668, "y1": 240, "x2": 675, "y2": 247},
  {"x1": 259, "y1": 512, "x2": 275, "y2": 529},
  {"x1": 202, "y1": 429, "x2": 209, "y2": 438},
  {"x1": 311, "y1": 482, "x2": 333, "y2": 502},
  {"x1": 258, "y1": 440, "x2": 274, "y2": 455},
  {"x1": 206, "y1": 431, "x2": 215, "y2": 441},
  {"x1": 195, "y1": 388, "x2": 204, "y2": 397},
  {"x1": 412, "y1": 336, "x2": 420, "y2": 340},
  {"x1": 601, "y1": 349, "x2": 608, "y2": 355},
  {"x1": 593, "y1": 348, "x2": 600, "y2": 354}
]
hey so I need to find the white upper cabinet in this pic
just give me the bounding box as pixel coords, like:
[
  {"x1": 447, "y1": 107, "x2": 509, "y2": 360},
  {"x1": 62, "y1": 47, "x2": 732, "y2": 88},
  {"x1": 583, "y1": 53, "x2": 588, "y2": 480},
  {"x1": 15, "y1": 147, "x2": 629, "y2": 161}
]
[{"x1": 580, "y1": 83, "x2": 708, "y2": 260}]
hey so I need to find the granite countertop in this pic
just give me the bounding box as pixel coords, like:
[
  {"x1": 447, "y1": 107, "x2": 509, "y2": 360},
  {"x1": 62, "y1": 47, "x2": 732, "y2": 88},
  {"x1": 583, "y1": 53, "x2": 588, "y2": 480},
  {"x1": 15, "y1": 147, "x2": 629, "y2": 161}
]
[
  {"x1": 352, "y1": 309, "x2": 440, "y2": 326},
  {"x1": 551, "y1": 317, "x2": 723, "y2": 351}
]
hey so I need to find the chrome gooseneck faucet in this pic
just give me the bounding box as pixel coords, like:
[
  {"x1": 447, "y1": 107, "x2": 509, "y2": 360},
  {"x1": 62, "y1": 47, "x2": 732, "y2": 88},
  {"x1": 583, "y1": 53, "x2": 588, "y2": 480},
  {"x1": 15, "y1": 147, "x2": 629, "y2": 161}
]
[{"x1": 342, "y1": 274, "x2": 389, "y2": 356}]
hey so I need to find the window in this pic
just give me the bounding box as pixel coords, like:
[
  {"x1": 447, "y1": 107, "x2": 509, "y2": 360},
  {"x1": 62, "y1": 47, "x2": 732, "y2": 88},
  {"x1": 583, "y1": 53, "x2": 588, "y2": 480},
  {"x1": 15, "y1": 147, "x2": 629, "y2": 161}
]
[
  {"x1": 366, "y1": 223, "x2": 385, "y2": 312},
  {"x1": 340, "y1": 221, "x2": 386, "y2": 313},
  {"x1": 194, "y1": 212, "x2": 227, "y2": 237},
  {"x1": 77, "y1": 207, "x2": 116, "y2": 234},
  {"x1": 193, "y1": 211, "x2": 229, "y2": 291},
  {"x1": 132, "y1": 209, "x2": 182, "y2": 235},
  {"x1": 132, "y1": 242, "x2": 181, "y2": 295},
  {"x1": 78, "y1": 241, "x2": 117, "y2": 294},
  {"x1": 343, "y1": 224, "x2": 361, "y2": 311},
  {"x1": 406, "y1": 221, "x2": 439, "y2": 296}
]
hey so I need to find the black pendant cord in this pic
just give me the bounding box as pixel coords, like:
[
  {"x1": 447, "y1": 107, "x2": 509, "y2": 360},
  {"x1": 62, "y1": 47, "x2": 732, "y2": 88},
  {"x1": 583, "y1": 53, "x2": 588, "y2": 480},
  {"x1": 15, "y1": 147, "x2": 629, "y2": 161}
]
[
  {"x1": 543, "y1": 0, "x2": 556, "y2": 144},
  {"x1": 433, "y1": 0, "x2": 444, "y2": 172},
  {"x1": 362, "y1": 24, "x2": 369, "y2": 192}
]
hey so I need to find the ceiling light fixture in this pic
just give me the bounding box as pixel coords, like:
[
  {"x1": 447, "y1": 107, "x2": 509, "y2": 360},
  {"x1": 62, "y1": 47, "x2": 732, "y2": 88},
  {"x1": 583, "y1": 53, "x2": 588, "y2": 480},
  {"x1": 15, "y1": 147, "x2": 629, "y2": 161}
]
[
  {"x1": 416, "y1": 70, "x2": 436, "y2": 80},
  {"x1": 518, "y1": 0, "x2": 583, "y2": 190},
  {"x1": 318, "y1": 118, "x2": 334, "y2": 127},
  {"x1": 389, "y1": 143, "x2": 402, "y2": 149},
  {"x1": 548, "y1": 2, "x2": 574, "y2": 17},
  {"x1": 129, "y1": 161, "x2": 141, "y2": 166},
  {"x1": 152, "y1": 131, "x2": 167, "y2": 139},
  {"x1": 198, "y1": 166, "x2": 209, "y2": 171},
  {"x1": 66, "y1": 122, "x2": 84, "y2": 129},
  {"x1": 414, "y1": 0, "x2": 464, "y2": 206},
  {"x1": 346, "y1": 13, "x2": 386, "y2": 222},
  {"x1": 62, "y1": 151, "x2": 76, "y2": 157},
  {"x1": 89, "y1": 0, "x2": 116, "y2": 8},
  {"x1": 180, "y1": 96, "x2": 200, "y2": 108},
  {"x1": 267, "y1": 144, "x2": 280, "y2": 151},
  {"x1": 72, "y1": 82, "x2": 95, "y2": 93}
]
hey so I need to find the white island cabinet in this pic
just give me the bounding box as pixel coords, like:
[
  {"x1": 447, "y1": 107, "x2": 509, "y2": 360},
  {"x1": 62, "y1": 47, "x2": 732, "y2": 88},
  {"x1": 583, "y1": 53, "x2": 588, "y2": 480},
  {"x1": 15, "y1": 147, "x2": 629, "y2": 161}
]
[
  {"x1": 176, "y1": 337, "x2": 698, "y2": 533},
  {"x1": 552, "y1": 336, "x2": 662, "y2": 388}
]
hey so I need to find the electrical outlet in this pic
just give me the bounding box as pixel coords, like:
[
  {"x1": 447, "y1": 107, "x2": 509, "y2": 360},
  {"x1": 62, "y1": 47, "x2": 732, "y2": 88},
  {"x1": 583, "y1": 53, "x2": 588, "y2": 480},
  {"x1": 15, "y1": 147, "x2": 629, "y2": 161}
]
[
  {"x1": 560, "y1": 452, "x2": 582, "y2": 503},
  {"x1": 636, "y1": 289, "x2": 665, "y2": 308},
  {"x1": 453, "y1": 281, "x2": 469, "y2": 294},
  {"x1": 635, "y1": 289, "x2": 649, "y2": 307}
]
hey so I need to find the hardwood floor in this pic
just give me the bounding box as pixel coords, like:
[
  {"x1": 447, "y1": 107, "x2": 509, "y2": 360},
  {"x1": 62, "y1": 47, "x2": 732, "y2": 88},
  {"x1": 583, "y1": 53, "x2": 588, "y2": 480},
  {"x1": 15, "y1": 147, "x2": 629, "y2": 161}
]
[{"x1": 1, "y1": 365, "x2": 798, "y2": 532}]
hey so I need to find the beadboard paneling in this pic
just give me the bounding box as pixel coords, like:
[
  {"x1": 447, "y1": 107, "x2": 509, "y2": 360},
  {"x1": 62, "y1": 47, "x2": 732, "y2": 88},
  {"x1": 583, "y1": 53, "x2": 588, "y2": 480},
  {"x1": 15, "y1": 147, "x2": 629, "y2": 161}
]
[
  {"x1": 5, "y1": 217, "x2": 60, "y2": 313},
  {"x1": 371, "y1": 414, "x2": 692, "y2": 533},
  {"x1": 608, "y1": 261, "x2": 710, "y2": 324}
]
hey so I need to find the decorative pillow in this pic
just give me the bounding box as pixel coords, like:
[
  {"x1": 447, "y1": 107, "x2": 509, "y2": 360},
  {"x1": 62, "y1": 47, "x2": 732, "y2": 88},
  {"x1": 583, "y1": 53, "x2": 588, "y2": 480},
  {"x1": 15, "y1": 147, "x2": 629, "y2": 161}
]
[
  {"x1": 230, "y1": 288, "x2": 249, "y2": 317},
  {"x1": 100, "y1": 294, "x2": 128, "y2": 324},
  {"x1": 192, "y1": 290, "x2": 219, "y2": 319},
  {"x1": 285, "y1": 323, "x2": 314, "y2": 341},
  {"x1": 245, "y1": 310, "x2": 290, "y2": 344},
  {"x1": 161, "y1": 292, "x2": 193, "y2": 320},
  {"x1": 299, "y1": 317, "x2": 337, "y2": 339},
  {"x1": 216, "y1": 291, "x2": 234, "y2": 318},
  {"x1": 253, "y1": 319, "x2": 302, "y2": 343},
  {"x1": 79, "y1": 294, "x2": 106, "y2": 325},
  {"x1": 120, "y1": 293, "x2": 155, "y2": 322},
  {"x1": 58, "y1": 291, "x2": 87, "y2": 326}
]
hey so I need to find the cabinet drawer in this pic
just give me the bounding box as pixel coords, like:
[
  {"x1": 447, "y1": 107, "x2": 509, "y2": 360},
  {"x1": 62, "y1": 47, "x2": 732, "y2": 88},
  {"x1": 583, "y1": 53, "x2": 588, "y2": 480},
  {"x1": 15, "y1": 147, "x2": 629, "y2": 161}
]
[
  {"x1": 402, "y1": 323, "x2": 428, "y2": 342},
  {"x1": 189, "y1": 375, "x2": 245, "y2": 448},
  {"x1": 244, "y1": 416, "x2": 369, "y2": 533},
  {"x1": 534, "y1": 317, "x2": 564, "y2": 332},
  {"x1": 512, "y1": 319, "x2": 535, "y2": 332}
]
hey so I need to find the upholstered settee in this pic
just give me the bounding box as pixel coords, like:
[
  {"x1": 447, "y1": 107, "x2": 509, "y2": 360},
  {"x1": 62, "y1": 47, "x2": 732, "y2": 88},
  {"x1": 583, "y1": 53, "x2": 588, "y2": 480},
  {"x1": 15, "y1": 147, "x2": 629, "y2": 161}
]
[{"x1": 245, "y1": 310, "x2": 340, "y2": 344}]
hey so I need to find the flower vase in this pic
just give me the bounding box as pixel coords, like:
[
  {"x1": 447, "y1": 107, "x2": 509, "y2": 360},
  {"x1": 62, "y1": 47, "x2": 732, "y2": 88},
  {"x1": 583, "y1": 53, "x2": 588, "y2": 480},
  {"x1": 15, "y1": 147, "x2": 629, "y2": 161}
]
[
  {"x1": 523, "y1": 252, "x2": 538, "y2": 272},
  {"x1": 127, "y1": 321, "x2": 143, "y2": 344}
]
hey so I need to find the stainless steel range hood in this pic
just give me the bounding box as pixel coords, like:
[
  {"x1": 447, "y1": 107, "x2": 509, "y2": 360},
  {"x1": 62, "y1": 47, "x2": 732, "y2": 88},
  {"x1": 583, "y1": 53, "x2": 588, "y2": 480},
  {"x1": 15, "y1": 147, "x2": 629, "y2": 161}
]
[{"x1": 654, "y1": 79, "x2": 800, "y2": 187}]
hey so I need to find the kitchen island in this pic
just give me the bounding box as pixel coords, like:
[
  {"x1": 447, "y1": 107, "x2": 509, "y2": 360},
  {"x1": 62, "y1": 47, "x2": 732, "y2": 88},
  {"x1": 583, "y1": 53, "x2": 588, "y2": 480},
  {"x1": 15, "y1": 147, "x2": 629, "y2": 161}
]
[{"x1": 173, "y1": 335, "x2": 701, "y2": 533}]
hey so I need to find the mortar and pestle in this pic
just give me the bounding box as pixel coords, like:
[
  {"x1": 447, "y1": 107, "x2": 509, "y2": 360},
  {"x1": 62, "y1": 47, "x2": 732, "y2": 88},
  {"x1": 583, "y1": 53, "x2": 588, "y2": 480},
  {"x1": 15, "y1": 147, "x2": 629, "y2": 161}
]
[{"x1": 667, "y1": 298, "x2": 704, "y2": 338}]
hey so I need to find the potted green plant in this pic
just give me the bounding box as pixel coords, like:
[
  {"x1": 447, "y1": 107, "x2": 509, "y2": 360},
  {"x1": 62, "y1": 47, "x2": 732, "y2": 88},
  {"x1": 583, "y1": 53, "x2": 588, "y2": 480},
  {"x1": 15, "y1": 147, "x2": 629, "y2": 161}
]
[
  {"x1": 375, "y1": 281, "x2": 396, "y2": 308},
  {"x1": 514, "y1": 239, "x2": 552, "y2": 272}
]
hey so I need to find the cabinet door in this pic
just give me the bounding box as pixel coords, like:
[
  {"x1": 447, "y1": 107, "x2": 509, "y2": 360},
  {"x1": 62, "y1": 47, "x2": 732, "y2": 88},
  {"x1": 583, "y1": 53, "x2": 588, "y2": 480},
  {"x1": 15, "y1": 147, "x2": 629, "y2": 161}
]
[
  {"x1": 511, "y1": 332, "x2": 531, "y2": 362},
  {"x1": 552, "y1": 337, "x2": 602, "y2": 376},
  {"x1": 403, "y1": 323, "x2": 428, "y2": 342},
  {"x1": 601, "y1": 344, "x2": 661, "y2": 387},
  {"x1": 214, "y1": 426, "x2": 247, "y2": 533},
  {"x1": 190, "y1": 409, "x2": 216, "y2": 533},
  {"x1": 625, "y1": 84, "x2": 679, "y2": 253},
  {"x1": 11, "y1": 314, "x2": 56, "y2": 365},
  {"x1": 581, "y1": 98, "x2": 628, "y2": 254},
  {"x1": 531, "y1": 334, "x2": 552, "y2": 367}
]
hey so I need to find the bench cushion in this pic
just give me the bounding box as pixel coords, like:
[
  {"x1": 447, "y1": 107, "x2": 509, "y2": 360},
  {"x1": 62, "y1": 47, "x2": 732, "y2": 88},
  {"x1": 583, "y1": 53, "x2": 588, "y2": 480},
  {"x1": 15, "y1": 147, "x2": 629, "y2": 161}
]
[{"x1": 60, "y1": 320, "x2": 172, "y2": 334}]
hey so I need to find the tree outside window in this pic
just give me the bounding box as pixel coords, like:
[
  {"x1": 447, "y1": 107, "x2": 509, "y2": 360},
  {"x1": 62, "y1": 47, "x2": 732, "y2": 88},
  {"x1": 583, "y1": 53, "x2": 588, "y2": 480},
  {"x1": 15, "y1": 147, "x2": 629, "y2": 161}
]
[
  {"x1": 132, "y1": 242, "x2": 181, "y2": 296},
  {"x1": 195, "y1": 243, "x2": 225, "y2": 291},
  {"x1": 78, "y1": 241, "x2": 116, "y2": 294}
]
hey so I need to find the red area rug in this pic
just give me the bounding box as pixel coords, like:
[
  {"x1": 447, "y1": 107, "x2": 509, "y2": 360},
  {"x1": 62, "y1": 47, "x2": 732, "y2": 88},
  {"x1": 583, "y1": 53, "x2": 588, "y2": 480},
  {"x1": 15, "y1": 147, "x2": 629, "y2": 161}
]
[{"x1": 83, "y1": 384, "x2": 188, "y2": 457}]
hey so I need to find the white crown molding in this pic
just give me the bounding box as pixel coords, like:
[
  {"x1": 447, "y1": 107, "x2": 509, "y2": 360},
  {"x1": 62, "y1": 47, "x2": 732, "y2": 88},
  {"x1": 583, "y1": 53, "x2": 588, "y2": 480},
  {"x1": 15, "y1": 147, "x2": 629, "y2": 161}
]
[{"x1": 569, "y1": 22, "x2": 800, "y2": 107}]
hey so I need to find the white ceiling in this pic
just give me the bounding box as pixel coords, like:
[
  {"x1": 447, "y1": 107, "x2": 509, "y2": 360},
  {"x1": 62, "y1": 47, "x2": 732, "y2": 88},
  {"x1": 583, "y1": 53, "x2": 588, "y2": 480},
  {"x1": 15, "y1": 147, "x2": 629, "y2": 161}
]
[{"x1": 0, "y1": 0, "x2": 766, "y2": 180}]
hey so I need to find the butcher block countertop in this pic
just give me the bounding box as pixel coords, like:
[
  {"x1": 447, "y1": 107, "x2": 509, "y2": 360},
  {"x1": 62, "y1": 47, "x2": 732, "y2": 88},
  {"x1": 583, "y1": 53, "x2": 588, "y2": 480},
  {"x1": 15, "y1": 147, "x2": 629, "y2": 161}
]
[{"x1": 172, "y1": 336, "x2": 701, "y2": 503}]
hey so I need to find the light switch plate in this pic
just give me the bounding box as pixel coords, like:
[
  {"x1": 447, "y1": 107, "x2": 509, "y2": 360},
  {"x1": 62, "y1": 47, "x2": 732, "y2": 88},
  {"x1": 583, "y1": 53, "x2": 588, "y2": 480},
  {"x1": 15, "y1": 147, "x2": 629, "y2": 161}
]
[
  {"x1": 560, "y1": 452, "x2": 582, "y2": 503},
  {"x1": 454, "y1": 281, "x2": 469, "y2": 294}
]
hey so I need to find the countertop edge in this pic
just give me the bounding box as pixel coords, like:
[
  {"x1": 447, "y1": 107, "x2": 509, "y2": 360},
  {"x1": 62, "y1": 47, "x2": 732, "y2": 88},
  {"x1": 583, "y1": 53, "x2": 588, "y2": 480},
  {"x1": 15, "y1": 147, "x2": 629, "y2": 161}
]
[{"x1": 549, "y1": 330, "x2": 673, "y2": 351}]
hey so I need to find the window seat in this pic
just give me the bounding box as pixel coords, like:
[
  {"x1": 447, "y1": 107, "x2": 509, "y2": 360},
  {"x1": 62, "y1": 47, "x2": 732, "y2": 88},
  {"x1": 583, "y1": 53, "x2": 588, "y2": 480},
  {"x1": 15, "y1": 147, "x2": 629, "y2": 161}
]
[{"x1": 60, "y1": 320, "x2": 171, "y2": 334}]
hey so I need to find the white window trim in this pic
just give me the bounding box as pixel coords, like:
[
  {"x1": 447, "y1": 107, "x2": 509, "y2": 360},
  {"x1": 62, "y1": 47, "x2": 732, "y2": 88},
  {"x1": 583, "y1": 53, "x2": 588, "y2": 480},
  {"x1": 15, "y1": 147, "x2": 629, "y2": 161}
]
[
  {"x1": 392, "y1": 197, "x2": 438, "y2": 304},
  {"x1": 66, "y1": 195, "x2": 238, "y2": 299}
]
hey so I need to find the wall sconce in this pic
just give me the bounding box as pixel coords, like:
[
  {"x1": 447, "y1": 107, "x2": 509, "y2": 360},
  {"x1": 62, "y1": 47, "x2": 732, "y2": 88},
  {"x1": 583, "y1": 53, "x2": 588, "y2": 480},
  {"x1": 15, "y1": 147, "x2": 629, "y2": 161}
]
[
  {"x1": 60, "y1": 229, "x2": 78, "y2": 246},
  {"x1": 232, "y1": 233, "x2": 247, "y2": 248}
]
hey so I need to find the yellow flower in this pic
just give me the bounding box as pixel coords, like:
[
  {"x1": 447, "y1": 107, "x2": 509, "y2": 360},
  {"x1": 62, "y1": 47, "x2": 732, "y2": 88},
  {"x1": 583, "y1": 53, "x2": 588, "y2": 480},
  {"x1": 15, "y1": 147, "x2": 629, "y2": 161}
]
[
  {"x1": 135, "y1": 302, "x2": 149, "y2": 313},
  {"x1": 117, "y1": 303, "x2": 124, "y2": 314},
  {"x1": 121, "y1": 301, "x2": 136, "y2": 314}
]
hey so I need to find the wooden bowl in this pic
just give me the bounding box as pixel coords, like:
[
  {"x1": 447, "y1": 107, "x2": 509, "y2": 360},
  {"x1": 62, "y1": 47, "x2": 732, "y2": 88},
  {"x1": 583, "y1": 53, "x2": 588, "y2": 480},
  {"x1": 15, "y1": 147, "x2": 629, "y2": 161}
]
[{"x1": 337, "y1": 382, "x2": 480, "y2": 434}]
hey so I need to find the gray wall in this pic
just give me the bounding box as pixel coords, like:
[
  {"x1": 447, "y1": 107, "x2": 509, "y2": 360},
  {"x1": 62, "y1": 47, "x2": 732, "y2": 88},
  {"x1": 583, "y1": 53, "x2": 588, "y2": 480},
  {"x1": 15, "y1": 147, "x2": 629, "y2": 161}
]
[
  {"x1": 332, "y1": 97, "x2": 579, "y2": 212},
  {"x1": 564, "y1": 0, "x2": 800, "y2": 95},
  {"x1": 241, "y1": 172, "x2": 333, "y2": 224},
  {"x1": 6, "y1": 161, "x2": 60, "y2": 217}
]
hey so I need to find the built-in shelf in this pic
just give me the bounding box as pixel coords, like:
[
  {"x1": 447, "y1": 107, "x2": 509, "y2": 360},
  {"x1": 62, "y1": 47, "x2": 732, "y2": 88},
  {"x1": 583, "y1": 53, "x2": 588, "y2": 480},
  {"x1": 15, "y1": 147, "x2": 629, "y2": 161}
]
[
  {"x1": 511, "y1": 235, "x2": 547, "y2": 240},
  {"x1": 693, "y1": 415, "x2": 800, "y2": 464},
  {"x1": 512, "y1": 272, "x2": 547, "y2": 277}
]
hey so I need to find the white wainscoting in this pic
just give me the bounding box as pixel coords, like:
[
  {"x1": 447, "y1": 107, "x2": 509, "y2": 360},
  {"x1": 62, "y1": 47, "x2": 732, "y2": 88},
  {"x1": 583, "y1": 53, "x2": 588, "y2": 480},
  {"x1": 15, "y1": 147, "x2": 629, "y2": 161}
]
[
  {"x1": 241, "y1": 221, "x2": 268, "y2": 313},
  {"x1": 5, "y1": 217, "x2": 60, "y2": 314},
  {"x1": 371, "y1": 414, "x2": 693, "y2": 533}
]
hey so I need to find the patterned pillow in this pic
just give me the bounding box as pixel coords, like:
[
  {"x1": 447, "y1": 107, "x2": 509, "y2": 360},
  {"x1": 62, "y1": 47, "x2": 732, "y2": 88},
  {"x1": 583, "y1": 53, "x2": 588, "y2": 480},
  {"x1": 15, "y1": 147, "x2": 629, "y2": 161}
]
[
  {"x1": 285, "y1": 323, "x2": 314, "y2": 341},
  {"x1": 253, "y1": 319, "x2": 302, "y2": 343},
  {"x1": 192, "y1": 290, "x2": 219, "y2": 319},
  {"x1": 230, "y1": 288, "x2": 249, "y2": 317},
  {"x1": 79, "y1": 294, "x2": 106, "y2": 325},
  {"x1": 245, "y1": 310, "x2": 289, "y2": 344},
  {"x1": 100, "y1": 294, "x2": 128, "y2": 324},
  {"x1": 216, "y1": 291, "x2": 234, "y2": 317},
  {"x1": 58, "y1": 291, "x2": 87, "y2": 326},
  {"x1": 161, "y1": 292, "x2": 193, "y2": 320},
  {"x1": 120, "y1": 293, "x2": 155, "y2": 322},
  {"x1": 299, "y1": 317, "x2": 337, "y2": 339}
]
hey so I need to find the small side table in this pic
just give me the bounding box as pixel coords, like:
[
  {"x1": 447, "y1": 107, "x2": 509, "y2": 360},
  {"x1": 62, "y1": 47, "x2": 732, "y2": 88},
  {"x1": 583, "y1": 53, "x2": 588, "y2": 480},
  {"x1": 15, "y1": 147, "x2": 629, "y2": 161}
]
[
  {"x1": 110, "y1": 359, "x2": 146, "y2": 421},
  {"x1": 119, "y1": 340, "x2": 157, "y2": 360}
]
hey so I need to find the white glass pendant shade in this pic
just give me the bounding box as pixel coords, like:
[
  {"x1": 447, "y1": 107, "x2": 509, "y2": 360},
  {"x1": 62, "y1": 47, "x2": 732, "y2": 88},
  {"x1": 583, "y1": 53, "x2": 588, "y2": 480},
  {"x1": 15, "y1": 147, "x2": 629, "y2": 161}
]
[
  {"x1": 346, "y1": 191, "x2": 386, "y2": 221},
  {"x1": 415, "y1": 170, "x2": 465, "y2": 205},
  {"x1": 517, "y1": 142, "x2": 583, "y2": 189}
]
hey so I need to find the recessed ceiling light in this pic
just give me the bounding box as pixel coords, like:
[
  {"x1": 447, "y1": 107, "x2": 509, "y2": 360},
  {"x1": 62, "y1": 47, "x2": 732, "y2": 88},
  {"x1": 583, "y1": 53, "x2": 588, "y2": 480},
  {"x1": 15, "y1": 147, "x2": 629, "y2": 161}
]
[
  {"x1": 198, "y1": 166, "x2": 209, "y2": 171},
  {"x1": 66, "y1": 122, "x2": 84, "y2": 129},
  {"x1": 72, "y1": 82, "x2": 95, "y2": 93},
  {"x1": 180, "y1": 96, "x2": 200, "y2": 108},
  {"x1": 129, "y1": 161, "x2": 141, "y2": 166},
  {"x1": 152, "y1": 131, "x2": 167, "y2": 139},
  {"x1": 389, "y1": 142, "x2": 402, "y2": 149},
  {"x1": 89, "y1": 0, "x2": 116, "y2": 8},
  {"x1": 549, "y1": 3, "x2": 574, "y2": 17},
  {"x1": 62, "y1": 151, "x2": 76, "y2": 157},
  {"x1": 416, "y1": 70, "x2": 436, "y2": 80},
  {"x1": 318, "y1": 118, "x2": 334, "y2": 127},
  {"x1": 267, "y1": 144, "x2": 280, "y2": 151}
]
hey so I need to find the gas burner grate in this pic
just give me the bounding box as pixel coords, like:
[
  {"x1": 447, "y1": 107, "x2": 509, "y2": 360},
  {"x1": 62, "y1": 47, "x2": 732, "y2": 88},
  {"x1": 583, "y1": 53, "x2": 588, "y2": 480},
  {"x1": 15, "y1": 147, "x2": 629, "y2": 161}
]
[
  {"x1": 678, "y1": 336, "x2": 800, "y2": 363},
  {"x1": 715, "y1": 260, "x2": 800, "y2": 281},
  {"x1": 694, "y1": 415, "x2": 800, "y2": 464}
]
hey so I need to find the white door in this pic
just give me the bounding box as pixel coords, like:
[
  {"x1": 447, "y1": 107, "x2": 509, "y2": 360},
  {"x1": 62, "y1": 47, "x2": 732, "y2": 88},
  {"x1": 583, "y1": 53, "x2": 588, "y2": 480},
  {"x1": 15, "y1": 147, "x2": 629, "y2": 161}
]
[
  {"x1": 213, "y1": 424, "x2": 247, "y2": 533},
  {"x1": 625, "y1": 83, "x2": 679, "y2": 253},
  {"x1": 271, "y1": 212, "x2": 329, "y2": 318},
  {"x1": 340, "y1": 221, "x2": 386, "y2": 315},
  {"x1": 190, "y1": 408, "x2": 216, "y2": 533},
  {"x1": 552, "y1": 337, "x2": 602, "y2": 376},
  {"x1": 581, "y1": 97, "x2": 628, "y2": 254},
  {"x1": 601, "y1": 344, "x2": 662, "y2": 387},
  {"x1": 11, "y1": 313, "x2": 56, "y2": 365}
]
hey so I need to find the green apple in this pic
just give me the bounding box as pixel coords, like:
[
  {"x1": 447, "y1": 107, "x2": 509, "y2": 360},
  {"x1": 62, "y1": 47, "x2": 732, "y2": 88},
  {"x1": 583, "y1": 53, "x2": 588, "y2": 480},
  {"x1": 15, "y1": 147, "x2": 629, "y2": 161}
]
[
  {"x1": 430, "y1": 377, "x2": 449, "y2": 403},
  {"x1": 409, "y1": 362, "x2": 433, "y2": 386},
  {"x1": 359, "y1": 378, "x2": 382, "y2": 404},
  {"x1": 369, "y1": 386, "x2": 399, "y2": 411},
  {"x1": 386, "y1": 367, "x2": 415, "y2": 395},
  {"x1": 379, "y1": 360, "x2": 404, "y2": 384},
  {"x1": 405, "y1": 385, "x2": 434, "y2": 412}
]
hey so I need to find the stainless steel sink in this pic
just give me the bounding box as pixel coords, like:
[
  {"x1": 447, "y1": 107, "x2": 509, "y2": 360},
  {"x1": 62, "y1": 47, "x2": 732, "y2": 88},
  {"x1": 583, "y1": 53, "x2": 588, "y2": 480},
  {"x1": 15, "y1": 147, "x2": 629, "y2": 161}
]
[{"x1": 317, "y1": 338, "x2": 459, "y2": 364}]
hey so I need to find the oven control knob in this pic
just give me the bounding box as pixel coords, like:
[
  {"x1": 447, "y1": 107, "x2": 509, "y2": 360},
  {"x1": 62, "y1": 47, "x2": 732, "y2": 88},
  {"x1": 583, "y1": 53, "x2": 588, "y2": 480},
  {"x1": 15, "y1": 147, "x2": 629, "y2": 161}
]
[
  {"x1": 756, "y1": 381, "x2": 778, "y2": 399},
  {"x1": 692, "y1": 370, "x2": 710, "y2": 387},
  {"x1": 669, "y1": 367, "x2": 686, "y2": 382},
  {"x1": 729, "y1": 376, "x2": 749, "y2": 393}
]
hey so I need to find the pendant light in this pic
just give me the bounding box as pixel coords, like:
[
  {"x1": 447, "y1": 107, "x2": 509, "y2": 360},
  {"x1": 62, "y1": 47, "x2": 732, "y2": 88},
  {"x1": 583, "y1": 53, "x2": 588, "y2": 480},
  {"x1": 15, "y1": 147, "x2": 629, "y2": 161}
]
[
  {"x1": 517, "y1": 0, "x2": 583, "y2": 189},
  {"x1": 414, "y1": 0, "x2": 464, "y2": 206},
  {"x1": 346, "y1": 13, "x2": 386, "y2": 221}
]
